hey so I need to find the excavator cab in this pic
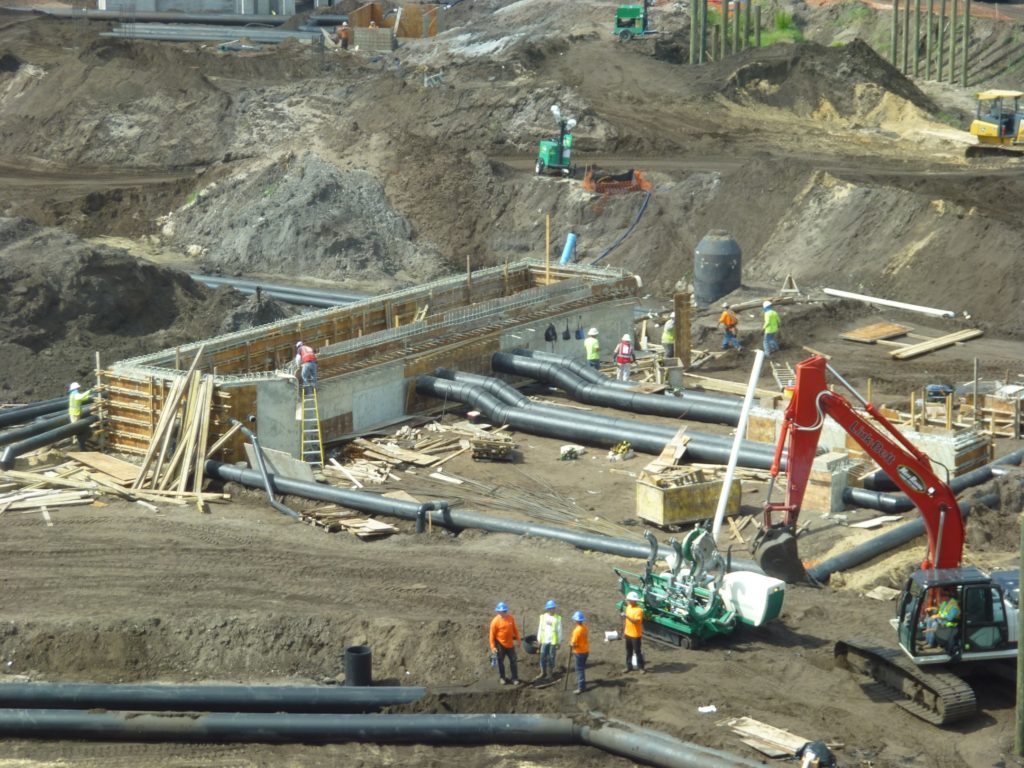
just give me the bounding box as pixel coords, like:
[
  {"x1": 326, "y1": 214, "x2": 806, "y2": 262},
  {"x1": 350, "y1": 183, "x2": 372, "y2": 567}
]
[{"x1": 967, "y1": 90, "x2": 1024, "y2": 157}]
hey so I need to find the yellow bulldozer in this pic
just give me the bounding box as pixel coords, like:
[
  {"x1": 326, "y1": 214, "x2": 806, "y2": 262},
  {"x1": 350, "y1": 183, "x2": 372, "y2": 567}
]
[{"x1": 967, "y1": 90, "x2": 1024, "y2": 158}]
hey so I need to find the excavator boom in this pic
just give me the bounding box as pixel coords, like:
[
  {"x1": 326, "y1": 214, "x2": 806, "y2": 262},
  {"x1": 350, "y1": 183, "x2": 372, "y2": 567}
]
[{"x1": 757, "y1": 355, "x2": 963, "y2": 580}]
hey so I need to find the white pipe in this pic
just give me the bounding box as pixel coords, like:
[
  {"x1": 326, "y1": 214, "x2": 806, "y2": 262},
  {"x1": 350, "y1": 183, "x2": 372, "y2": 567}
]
[
  {"x1": 712, "y1": 350, "x2": 765, "y2": 544},
  {"x1": 823, "y1": 288, "x2": 955, "y2": 318}
]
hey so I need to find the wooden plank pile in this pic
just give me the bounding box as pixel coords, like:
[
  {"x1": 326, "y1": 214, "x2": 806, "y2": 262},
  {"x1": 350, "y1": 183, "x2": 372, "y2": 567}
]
[
  {"x1": 301, "y1": 504, "x2": 398, "y2": 538},
  {"x1": 130, "y1": 346, "x2": 217, "y2": 499},
  {"x1": 719, "y1": 716, "x2": 821, "y2": 759},
  {"x1": 841, "y1": 320, "x2": 984, "y2": 361}
]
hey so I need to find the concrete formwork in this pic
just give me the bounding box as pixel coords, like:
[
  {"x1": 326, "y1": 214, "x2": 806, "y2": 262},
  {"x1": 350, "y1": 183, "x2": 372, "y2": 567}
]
[{"x1": 101, "y1": 261, "x2": 640, "y2": 462}]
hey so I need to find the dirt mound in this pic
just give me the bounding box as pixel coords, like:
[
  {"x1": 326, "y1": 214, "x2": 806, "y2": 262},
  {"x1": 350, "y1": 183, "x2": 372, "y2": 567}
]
[
  {"x1": 722, "y1": 40, "x2": 938, "y2": 118},
  {"x1": 963, "y1": 470, "x2": 1024, "y2": 553},
  {"x1": 0, "y1": 218, "x2": 295, "y2": 401},
  {"x1": 162, "y1": 152, "x2": 447, "y2": 289}
]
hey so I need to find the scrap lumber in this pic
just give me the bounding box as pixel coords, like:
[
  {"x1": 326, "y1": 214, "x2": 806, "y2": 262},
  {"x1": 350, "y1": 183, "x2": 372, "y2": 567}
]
[
  {"x1": 353, "y1": 437, "x2": 437, "y2": 466},
  {"x1": 889, "y1": 329, "x2": 983, "y2": 360},
  {"x1": 337, "y1": 517, "x2": 399, "y2": 539},
  {"x1": 682, "y1": 372, "x2": 778, "y2": 400},
  {"x1": 719, "y1": 716, "x2": 810, "y2": 758},
  {"x1": 840, "y1": 321, "x2": 911, "y2": 343},
  {"x1": 205, "y1": 421, "x2": 242, "y2": 459},
  {"x1": 65, "y1": 451, "x2": 139, "y2": 485}
]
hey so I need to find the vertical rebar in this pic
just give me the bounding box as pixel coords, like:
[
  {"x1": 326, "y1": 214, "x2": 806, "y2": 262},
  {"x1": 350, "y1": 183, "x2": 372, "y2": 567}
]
[
  {"x1": 913, "y1": 0, "x2": 921, "y2": 76},
  {"x1": 926, "y1": 0, "x2": 933, "y2": 79},
  {"x1": 902, "y1": 0, "x2": 910, "y2": 72},
  {"x1": 700, "y1": 0, "x2": 708, "y2": 62},
  {"x1": 891, "y1": 0, "x2": 900, "y2": 65},
  {"x1": 754, "y1": 5, "x2": 761, "y2": 48},
  {"x1": 732, "y1": 0, "x2": 740, "y2": 52},
  {"x1": 938, "y1": 0, "x2": 946, "y2": 82},
  {"x1": 743, "y1": 0, "x2": 751, "y2": 49},
  {"x1": 962, "y1": 0, "x2": 970, "y2": 86},
  {"x1": 690, "y1": 2, "x2": 698, "y2": 64},
  {"x1": 949, "y1": 0, "x2": 957, "y2": 83},
  {"x1": 719, "y1": 6, "x2": 727, "y2": 58}
]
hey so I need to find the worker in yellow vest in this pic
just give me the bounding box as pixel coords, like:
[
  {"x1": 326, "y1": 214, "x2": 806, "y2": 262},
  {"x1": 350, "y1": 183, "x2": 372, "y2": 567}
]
[
  {"x1": 583, "y1": 327, "x2": 600, "y2": 370},
  {"x1": 661, "y1": 312, "x2": 676, "y2": 359},
  {"x1": 67, "y1": 382, "x2": 93, "y2": 450}
]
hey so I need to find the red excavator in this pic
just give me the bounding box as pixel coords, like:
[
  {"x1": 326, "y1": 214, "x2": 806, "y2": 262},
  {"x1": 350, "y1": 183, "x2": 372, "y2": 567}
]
[{"x1": 754, "y1": 355, "x2": 1019, "y2": 725}]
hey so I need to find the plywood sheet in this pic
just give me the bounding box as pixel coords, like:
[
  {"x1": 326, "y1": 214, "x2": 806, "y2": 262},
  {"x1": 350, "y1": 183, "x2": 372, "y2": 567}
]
[
  {"x1": 65, "y1": 452, "x2": 139, "y2": 484},
  {"x1": 840, "y1": 321, "x2": 911, "y2": 343}
]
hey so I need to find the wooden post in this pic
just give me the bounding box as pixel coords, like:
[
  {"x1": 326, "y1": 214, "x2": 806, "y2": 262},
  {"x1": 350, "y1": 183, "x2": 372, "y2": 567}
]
[
  {"x1": 973, "y1": 357, "x2": 979, "y2": 425},
  {"x1": 674, "y1": 292, "x2": 691, "y2": 368},
  {"x1": 867, "y1": 377, "x2": 873, "y2": 404},
  {"x1": 743, "y1": 0, "x2": 751, "y2": 49},
  {"x1": 466, "y1": 254, "x2": 472, "y2": 292},
  {"x1": 902, "y1": 0, "x2": 910, "y2": 72},
  {"x1": 946, "y1": 393, "x2": 953, "y2": 430},
  {"x1": 949, "y1": 0, "x2": 957, "y2": 82},
  {"x1": 175, "y1": 347, "x2": 181, "y2": 371},
  {"x1": 690, "y1": 1, "x2": 698, "y2": 63},
  {"x1": 754, "y1": 5, "x2": 761, "y2": 48},
  {"x1": 700, "y1": 0, "x2": 708, "y2": 61},
  {"x1": 937, "y1": 0, "x2": 946, "y2": 82},
  {"x1": 909, "y1": 389, "x2": 916, "y2": 428},
  {"x1": 719, "y1": 6, "x2": 726, "y2": 58},
  {"x1": 732, "y1": 0, "x2": 740, "y2": 53}
]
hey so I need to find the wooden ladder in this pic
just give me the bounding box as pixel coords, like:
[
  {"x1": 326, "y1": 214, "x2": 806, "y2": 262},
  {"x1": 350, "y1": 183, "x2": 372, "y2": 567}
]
[{"x1": 300, "y1": 388, "x2": 324, "y2": 467}]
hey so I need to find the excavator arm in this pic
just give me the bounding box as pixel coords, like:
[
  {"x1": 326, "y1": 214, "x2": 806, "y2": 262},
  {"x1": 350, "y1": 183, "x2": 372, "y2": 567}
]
[{"x1": 756, "y1": 355, "x2": 963, "y2": 581}]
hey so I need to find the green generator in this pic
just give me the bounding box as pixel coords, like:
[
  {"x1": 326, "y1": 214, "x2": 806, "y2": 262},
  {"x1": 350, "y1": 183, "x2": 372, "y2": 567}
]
[
  {"x1": 535, "y1": 105, "x2": 576, "y2": 177},
  {"x1": 614, "y1": 1, "x2": 656, "y2": 41}
]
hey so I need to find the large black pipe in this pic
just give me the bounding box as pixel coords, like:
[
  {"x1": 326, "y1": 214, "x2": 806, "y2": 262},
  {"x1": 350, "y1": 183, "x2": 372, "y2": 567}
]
[
  {"x1": 806, "y1": 491, "x2": 999, "y2": 582},
  {"x1": 513, "y1": 348, "x2": 745, "y2": 407},
  {"x1": 582, "y1": 722, "x2": 767, "y2": 768},
  {"x1": 0, "y1": 397, "x2": 67, "y2": 430},
  {"x1": 0, "y1": 710, "x2": 579, "y2": 745},
  {"x1": 0, "y1": 406, "x2": 93, "y2": 448},
  {"x1": 492, "y1": 352, "x2": 742, "y2": 425},
  {"x1": 416, "y1": 375, "x2": 777, "y2": 469},
  {"x1": 859, "y1": 448, "x2": 1024, "y2": 493},
  {"x1": 0, "y1": 683, "x2": 425, "y2": 713},
  {"x1": 0, "y1": 416, "x2": 98, "y2": 470}
]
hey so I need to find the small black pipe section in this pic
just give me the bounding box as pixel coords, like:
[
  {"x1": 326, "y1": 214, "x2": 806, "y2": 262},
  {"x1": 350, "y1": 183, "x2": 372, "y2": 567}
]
[
  {"x1": 0, "y1": 397, "x2": 68, "y2": 429},
  {"x1": 493, "y1": 352, "x2": 741, "y2": 426},
  {"x1": 414, "y1": 501, "x2": 447, "y2": 534},
  {"x1": 344, "y1": 646, "x2": 372, "y2": 687},
  {"x1": 205, "y1": 461, "x2": 763, "y2": 573},
  {"x1": 0, "y1": 710, "x2": 580, "y2": 745},
  {"x1": 806, "y1": 491, "x2": 998, "y2": 583},
  {"x1": 0, "y1": 406, "x2": 93, "y2": 448},
  {"x1": 229, "y1": 417, "x2": 299, "y2": 520},
  {"x1": 0, "y1": 415, "x2": 98, "y2": 470},
  {"x1": 416, "y1": 374, "x2": 777, "y2": 469},
  {"x1": 0, "y1": 682, "x2": 425, "y2": 713}
]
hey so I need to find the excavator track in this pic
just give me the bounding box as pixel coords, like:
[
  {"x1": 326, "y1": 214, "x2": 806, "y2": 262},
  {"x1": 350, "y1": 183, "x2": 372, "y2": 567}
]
[{"x1": 834, "y1": 638, "x2": 976, "y2": 726}]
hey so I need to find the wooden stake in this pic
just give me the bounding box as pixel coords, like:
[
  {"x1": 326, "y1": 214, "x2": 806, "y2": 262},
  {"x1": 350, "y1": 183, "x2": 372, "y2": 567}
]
[{"x1": 545, "y1": 214, "x2": 551, "y2": 285}]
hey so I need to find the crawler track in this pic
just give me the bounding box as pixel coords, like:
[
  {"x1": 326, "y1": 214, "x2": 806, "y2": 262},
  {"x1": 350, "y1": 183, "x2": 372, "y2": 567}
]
[{"x1": 834, "y1": 638, "x2": 977, "y2": 726}]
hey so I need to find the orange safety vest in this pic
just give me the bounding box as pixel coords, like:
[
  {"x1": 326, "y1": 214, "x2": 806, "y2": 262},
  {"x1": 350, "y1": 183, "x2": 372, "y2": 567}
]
[
  {"x1": 614, "y1": 340, "x2": 634, "y2": 364},
  {"x1": 623, "y1": 603, "x2": 643, "y2": 638},
  {"x1": 298, "y1": 345, "x2": 317, "y2": 363},
  {"x1": 489, "y1": 614, "x2": 520, "y2": 651},
  {"x1": 718, "y1": 309, "x2": 738, "y2": 330},
  {"x1": 571, "y1": 623, "x2": 589, "y2": 655}
]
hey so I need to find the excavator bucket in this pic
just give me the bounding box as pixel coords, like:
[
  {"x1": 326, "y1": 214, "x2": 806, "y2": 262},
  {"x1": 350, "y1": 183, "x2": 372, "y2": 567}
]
[{"x1": 755, "y1": 528, "x2": 810, "y2": 584}]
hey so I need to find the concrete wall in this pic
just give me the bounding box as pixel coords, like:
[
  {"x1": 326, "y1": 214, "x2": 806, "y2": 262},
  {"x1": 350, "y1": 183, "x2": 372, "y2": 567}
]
[
  {"x1": 502, "y1": 306, "x2": 637, "y2": 367},
  {"x1": 255, "y1": 378, "x2": 302, "y2": 456}
]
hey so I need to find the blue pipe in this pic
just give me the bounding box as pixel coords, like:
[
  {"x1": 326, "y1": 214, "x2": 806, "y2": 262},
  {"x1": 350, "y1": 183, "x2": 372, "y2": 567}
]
[{"x1": 559, "y1": 233, "x2": 577, "y2": 265}]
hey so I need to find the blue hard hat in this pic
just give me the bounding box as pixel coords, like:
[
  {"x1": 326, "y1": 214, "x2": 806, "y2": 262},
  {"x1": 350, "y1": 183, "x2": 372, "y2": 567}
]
[
  {"x1": 495, "y1": 602, "x2": 508, "y2": 613},
  {"x1": 545, "y1": 599, "x2": 557, "y2": 610},
  {"x1": 572, "y1": 610, "x2": 585, "y2": 622}
]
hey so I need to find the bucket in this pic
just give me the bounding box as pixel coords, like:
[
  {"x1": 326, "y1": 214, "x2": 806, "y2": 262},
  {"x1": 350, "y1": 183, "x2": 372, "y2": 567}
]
[
  {"x1": 523, "y1": 634, "x2": 540, "y2": 655},
  {"x1": 344, "y1": 644, "x2": 372, "y2": 687},
  {"x1": 604, "y1": 630, "x2": 620, "y2": 642}
]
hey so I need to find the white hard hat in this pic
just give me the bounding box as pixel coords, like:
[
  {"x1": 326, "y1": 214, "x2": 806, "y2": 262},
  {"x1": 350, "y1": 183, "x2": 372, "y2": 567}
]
[
  {"x1": 622, "y1": 333, "x2": 631, "y2": 341},
  {"x1": 626, "y1": 591, "x2": 640, "y2": 601},
  {"x1": 722, "y1": 302, "x2": 729, "y2": 308},
  {"x1": 670, "y1": 311, "x2": 675, "y2": 318},
  {"x1": 762, "y1": 301, "x2": 772, "y2": 309},
  {"x1": 587, "y1": 327, "x2": 599, "y2": 337},
  {"x1": 68, "y1": 382, "x2": 80, "y2": 391},
  {"x1": 295, "y1": 341, "x2": 303, "y2": 348}
]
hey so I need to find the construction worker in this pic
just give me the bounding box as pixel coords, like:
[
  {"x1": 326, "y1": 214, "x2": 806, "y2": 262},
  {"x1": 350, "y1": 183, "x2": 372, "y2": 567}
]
[
  {"x1": 621, "y1": 591, "x2": 646, "y2": 673},
  {"x1": 762, "y1": 301, "x2": 781, "y2": 357},
  {"x1": 294, "y1": 341, "x2": 318, "y2": 394},
  {"x1": 534, "y1": 599, "x2": 562, "y2": 681},
  {"x1": 583, "y1": 327, "x2": 600, "y2": 370},
  {"x1": 569, "y1": 610, "x2": 589, "y2": 695},
  {"x1": 67, "y1": 382, "x2": 93, "y2": 450},
  {"x1": 488, "y1": 602, "x2": 522, "y2": 686},
  {"x1": 923, "y1": 592, "x2": 960, "y2": 648},
  {"x1": 368, "y1": 19, "x2": 378, "y2": 29},
  {"x1": 613, "y1": 333, "x2": 636, "y2": 382},
  {"x1": 661, "y1": 312, "x2": 676, "y2": 360},
  {"x1": 337, "y1": 21, "x2": 350, "y2": 49},
  {"x1": 718, "y1": 303, "x2": 741, "y2": 351}
]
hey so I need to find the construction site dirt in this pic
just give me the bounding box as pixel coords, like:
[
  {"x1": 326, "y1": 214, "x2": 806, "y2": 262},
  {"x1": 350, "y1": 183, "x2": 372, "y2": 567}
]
[{"x1": 1, "y1": 1, "x2": 1023, "y2": 767}]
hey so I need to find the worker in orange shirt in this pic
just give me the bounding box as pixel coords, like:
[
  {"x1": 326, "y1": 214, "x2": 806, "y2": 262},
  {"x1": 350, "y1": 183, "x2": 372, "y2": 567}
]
[
  {"x1": 621, "y1": 591, "x2": 646, "y2": 673},
  {"x1": 488, "y1": 602, "x2": 522, "y2": 686},
  {"x1": 569, "y1": 610, "x2": 589, "y2": 694},
  {"x1": 718, "y1": 302, "x2": 741, "y2": 351}
]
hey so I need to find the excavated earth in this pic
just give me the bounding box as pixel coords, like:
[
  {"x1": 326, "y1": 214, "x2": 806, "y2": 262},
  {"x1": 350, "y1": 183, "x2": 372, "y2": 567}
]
[{"x1": 0, "y1": 1, "x2": 1023, "y2": 767}]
